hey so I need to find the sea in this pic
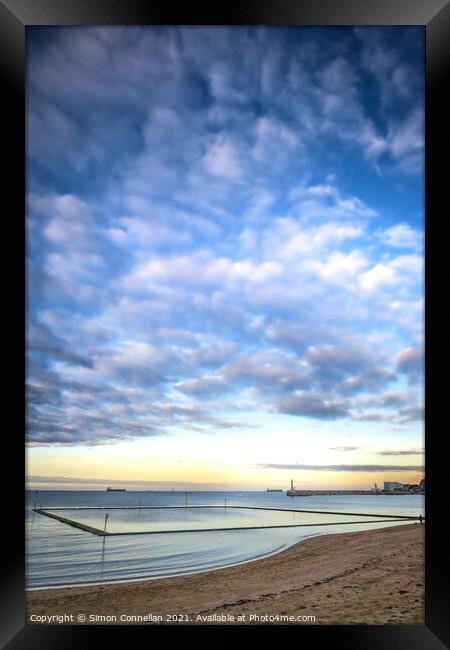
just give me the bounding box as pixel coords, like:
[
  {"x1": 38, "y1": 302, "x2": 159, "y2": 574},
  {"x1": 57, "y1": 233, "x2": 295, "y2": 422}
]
[{"x1": 26, "y1": 490, "x2": 424, "y2": 589}]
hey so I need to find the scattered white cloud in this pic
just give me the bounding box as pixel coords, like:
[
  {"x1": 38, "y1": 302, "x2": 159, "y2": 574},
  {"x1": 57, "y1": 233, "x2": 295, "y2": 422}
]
[
  {"x1": 379, "y1": 223, "x2": 423, "y2": 250},
  {"x1": 203, "y1": 135, "x2": 243, "y2": 180},
  {"x1": 26, "y1": 27, "x2": 424, "y2": 447}
]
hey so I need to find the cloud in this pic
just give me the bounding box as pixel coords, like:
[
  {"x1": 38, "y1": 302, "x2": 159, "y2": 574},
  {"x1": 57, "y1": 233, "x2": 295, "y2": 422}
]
[
  {"x1": 378, "y1": 392, "x2": 409, "y2": 408},
  {"x1": 204, "y1": 135, "x2": 243, "y2": 179},
  {"x1": 330, "y1": 446, "x2": 359, "y2": 452},
  {"x1": 342, "y1": 368, "x2": 396, "y2": 394},
  {"x1": 27, "y1": 385, "x2": 247, "y2": 446},
  {"x1": 26, "y1": 475, "x2": 255, "y2": 490},
  {"x1": 174, "y1": 375, "x2": 227, "y2": 397},
  {"x1": 359, "y1": 263, "x2": 395, "y2": 291},
  {"x1": 379, "y1": 223, "x2": 423, "y2": 250},
  {"x1": 318, "y1": 250, "x2": 368, "y2": 286},
  {"x1": 398, "y1": 406, "x2": 424, "y2": 423},
  {"x1": 387, "y1": 106, "x2": 424, "y2": 161},
  {"x1": 307, "y1": 343, "x2": 375, "y2": 379},
  {"x1": 26, "y1": 27, "x2": 424, "y2": 447},
  {"x1": 27, "y1": 321, "x2": 92, "y2": 368},
  {"x1": 377, "y1": 449, "x2": 423, "y2": 456},
  {"x1": 274, "y1": 393, "x2": 349, "y2": 420},
  {"x1": 352, "y1": 412, "x2": 394, "y2": 422},
  {"x1": 222, "y1": 351, "x2": 309, "y2": 393},
  {"x1": 396, "y1": 347, "x2": 423, "y2": 385},
  {"x1": 354, "y1": 27, "x2": 423, "y2": 110},
  {"x1": 258, "y1": 463, "x2": 424, "y2": 472}
]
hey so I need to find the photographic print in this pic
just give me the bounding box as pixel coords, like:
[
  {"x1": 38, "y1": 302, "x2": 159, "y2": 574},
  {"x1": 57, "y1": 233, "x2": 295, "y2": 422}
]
[{"x1": 25, "y1": 25, "x2": 425, "y2": 627}]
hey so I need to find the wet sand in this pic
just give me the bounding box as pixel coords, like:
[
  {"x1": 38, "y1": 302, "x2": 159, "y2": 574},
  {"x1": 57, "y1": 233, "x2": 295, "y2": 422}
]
[{"x1": 27, "y1": 523, "x2": 424, "y2": 625}]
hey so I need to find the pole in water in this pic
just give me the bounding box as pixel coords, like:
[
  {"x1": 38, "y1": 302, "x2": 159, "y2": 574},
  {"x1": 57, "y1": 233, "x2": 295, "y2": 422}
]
[
  {"x1": 104, "y1": 513, "x2": 109, "y2": 533},
  {"x1": 185, "y1": 491, "x2": 188, "y2": 507},
  {"x1": 33, "y1": 491, "x2": 39, "y2": 510},
  {"x1": 225, "y1": 498, "x2": 227, "y2": 508},
  {"x1": 139, "y1": 496, "x2": 141, "y2": 509}
]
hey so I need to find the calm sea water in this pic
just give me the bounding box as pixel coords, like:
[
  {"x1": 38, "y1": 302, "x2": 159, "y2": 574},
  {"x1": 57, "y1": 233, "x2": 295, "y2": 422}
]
[{"x1": 26, "y1": 490, "x2": 424, "y2": 588}]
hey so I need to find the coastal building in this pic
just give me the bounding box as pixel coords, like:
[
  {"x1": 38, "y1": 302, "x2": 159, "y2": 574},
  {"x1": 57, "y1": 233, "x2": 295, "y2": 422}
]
[
  {"x1": 383, "y1": 481, "x2": 407, "y2": 492},
  {"x1": 383, "y1": 479, "x2": 425, "y2": 494},
  {"x1": 406, "y1": 484, "x2": 420, "y2": 493}
]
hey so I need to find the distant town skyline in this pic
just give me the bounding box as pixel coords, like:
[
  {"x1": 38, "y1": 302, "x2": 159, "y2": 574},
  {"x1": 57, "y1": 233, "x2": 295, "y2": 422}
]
[{"x1": 27, "y1": 27, "x2": 424, "y2": 490}]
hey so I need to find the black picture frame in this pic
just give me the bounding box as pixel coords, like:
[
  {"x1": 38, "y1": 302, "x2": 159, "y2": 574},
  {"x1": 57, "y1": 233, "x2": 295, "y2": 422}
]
[{"x1": 2, "y1": 0, "x2": 449, "y2": 647}]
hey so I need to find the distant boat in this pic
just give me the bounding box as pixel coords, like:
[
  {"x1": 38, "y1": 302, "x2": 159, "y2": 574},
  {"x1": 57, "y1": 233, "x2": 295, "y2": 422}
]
[
  {"x1": 106, "y1": 486, "x2": 126, "y2": 492},
  {"x1": 267, "y1": 488, "x2": 283, "y2": 492}
]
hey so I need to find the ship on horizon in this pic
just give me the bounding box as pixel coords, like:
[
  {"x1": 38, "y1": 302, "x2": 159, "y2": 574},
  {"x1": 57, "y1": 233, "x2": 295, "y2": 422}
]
[{"x1": 106, "y1": 486, "x2": 126, "y2": 492}]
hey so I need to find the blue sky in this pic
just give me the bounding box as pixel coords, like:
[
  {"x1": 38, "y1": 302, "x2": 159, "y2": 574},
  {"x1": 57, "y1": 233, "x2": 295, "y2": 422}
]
[{"x1": 26, "y1": 27, "x2": 424, "y2": 489}]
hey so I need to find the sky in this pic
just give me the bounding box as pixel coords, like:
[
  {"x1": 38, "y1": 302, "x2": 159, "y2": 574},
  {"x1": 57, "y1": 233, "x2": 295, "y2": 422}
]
[{"x1": 26, "y1": 26, "x2": 424, "y2": 491}]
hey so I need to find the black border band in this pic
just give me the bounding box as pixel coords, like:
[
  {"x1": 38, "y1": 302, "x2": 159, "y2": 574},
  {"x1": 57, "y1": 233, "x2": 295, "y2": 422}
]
[{"x1": 3, "y1": 0, "x2": 449, "y2": 647}]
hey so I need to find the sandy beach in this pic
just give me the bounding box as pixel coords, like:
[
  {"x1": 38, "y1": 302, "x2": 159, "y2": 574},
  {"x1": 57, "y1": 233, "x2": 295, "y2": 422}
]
[{"x1": 27, "y1": 523, "x2": 424, "y2": 625}]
